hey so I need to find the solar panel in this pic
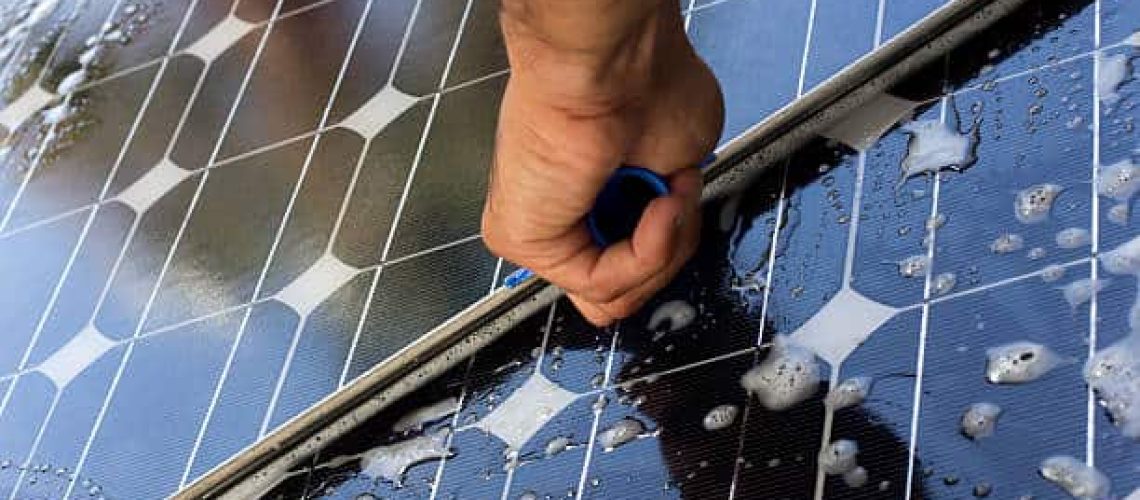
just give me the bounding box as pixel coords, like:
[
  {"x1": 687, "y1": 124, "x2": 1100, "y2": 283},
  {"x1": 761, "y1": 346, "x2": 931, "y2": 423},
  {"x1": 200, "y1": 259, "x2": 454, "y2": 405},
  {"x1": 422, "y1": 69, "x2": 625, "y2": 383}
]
[
  {"x1": 241, "y1": 0, "x2": 1139, "y2": 498},
  {"x1": 1, "y1": 0, "x2": 1135, "y2": 498}
]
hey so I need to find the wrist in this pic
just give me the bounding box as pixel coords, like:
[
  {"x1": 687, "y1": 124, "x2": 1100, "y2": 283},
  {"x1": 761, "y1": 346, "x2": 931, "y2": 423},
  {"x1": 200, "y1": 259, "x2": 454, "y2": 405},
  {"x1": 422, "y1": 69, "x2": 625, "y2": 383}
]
[{"x1": 500, "y1": 0, "x2": 692, "y2": 115}]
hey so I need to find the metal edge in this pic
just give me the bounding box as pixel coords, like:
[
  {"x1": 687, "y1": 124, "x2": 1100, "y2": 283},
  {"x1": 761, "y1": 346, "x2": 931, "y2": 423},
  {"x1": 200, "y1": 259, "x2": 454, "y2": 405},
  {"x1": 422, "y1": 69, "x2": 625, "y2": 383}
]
[
  {"x1": 177, "y1": 278, "x2": 554, "y2": 498},
  {"x1": 703, "y1": 0, "x2": 1029, "y2": 200},
  {"x1": 176, "y1": 0, "x2": 1028, "y2": 496}
]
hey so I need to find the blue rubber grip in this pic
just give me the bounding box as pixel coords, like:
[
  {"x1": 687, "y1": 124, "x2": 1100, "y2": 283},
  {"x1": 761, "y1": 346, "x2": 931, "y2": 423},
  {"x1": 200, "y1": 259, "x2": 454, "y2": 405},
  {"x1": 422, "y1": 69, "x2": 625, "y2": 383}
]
[
  {"x1": 503, "y1": 154, "x2": 716, "y2": 288},
  {"x1": 585, "y1": 166, "x2": 671, "y2": 247}
]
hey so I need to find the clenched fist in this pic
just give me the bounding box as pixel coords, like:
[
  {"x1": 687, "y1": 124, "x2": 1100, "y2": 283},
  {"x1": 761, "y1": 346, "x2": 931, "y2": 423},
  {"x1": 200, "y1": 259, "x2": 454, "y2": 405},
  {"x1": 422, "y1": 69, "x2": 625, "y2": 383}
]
[{"x1": 482, "y1": 0, "x2": 724, "y2": 325}]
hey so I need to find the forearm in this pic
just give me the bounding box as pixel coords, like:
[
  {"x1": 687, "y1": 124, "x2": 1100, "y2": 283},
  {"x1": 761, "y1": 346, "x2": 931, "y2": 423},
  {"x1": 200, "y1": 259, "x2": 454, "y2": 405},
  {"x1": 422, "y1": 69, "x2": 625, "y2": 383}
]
[{"x1": 499, "y1": 0, "x2": 692, "y2": 114}]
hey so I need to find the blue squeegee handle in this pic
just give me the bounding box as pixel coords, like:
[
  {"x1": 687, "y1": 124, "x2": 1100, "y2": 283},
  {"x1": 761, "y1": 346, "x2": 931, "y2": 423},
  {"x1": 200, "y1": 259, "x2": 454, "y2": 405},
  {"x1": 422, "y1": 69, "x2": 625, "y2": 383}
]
[{"x1": 503, "y1": 154, "x2": 715, "y2": 288}]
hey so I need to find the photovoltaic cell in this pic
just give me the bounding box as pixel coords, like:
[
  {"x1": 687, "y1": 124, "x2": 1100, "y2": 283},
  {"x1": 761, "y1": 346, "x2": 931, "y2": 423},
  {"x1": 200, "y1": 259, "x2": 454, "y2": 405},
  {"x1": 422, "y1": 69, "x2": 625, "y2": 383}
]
[{"x1": 5, "y1": 0, "x2": 1134, "y2": 498}]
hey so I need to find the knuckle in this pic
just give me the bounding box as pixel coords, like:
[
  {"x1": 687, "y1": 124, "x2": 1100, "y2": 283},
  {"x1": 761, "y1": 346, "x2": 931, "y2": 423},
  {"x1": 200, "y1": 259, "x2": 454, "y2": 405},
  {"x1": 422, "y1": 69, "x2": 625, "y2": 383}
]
[
  {"x1": 608, "y1": 301, "x2": 638, "y2": 320},
  {"x1": 643, "y1": 248, "x2": 672, "y2": 271},
  {"x1": 585, "y1": 283, "x2": 624, "y2": 304}
]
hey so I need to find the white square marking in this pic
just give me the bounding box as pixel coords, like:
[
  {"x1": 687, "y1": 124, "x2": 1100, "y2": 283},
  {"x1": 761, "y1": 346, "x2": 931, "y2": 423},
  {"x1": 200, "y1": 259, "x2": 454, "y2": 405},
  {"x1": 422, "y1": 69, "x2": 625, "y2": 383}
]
[
  {"x1": 183, "y1": 13, "x2": 257, "y2": 64},
  {"x1": 35, "y1": 324, "x2": 117, "y2": 389},
  {"x1": 275, "y1": 253, "x2": 360, "y2": 317},
  {"x1": 0, "y1": 85, "x2": 55, "y2": 134},
  {"x1": 474, "y1": 371, "x2": 580, "y2": 450},
  {"x1": 789, "y1": 286, "x2": 899, "y2": 366},
  {"x1": 337, "y1": 84, "x2": 420, "y2": 139},
  {"x1": 113, "y1": 157, "x2": 193, "y2": 214}
]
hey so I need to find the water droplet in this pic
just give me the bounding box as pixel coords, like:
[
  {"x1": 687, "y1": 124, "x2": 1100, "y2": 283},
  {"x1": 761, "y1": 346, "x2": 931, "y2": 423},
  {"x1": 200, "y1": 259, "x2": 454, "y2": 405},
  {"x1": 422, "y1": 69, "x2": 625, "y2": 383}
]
[
  {"x1": 57, "y1": 68, "x2": 87, "y2": 94},
  {"x1": 1060, "y1": 278, "x2": 1108, "y2": 309},
  {"x1": 1098, "y1": 159, "x2": 1140, "y2": 202},
  {"x1": 589, "y1": 373, "x2": 604, "y2": 389},
  {"x1": 598, "y1": 417, "x2": 646, "y2": 452},
  {"x1": 592, "y1": 394, "x2": 608, "y2": 412},
  {"x1": 1014, "y1": 184, "x2": 1063, "y2": 224},
  {"x1": 1055, "y1": 227, "x2": 1091, "y2": 249},
  {"x1": 1097, "y1": 51, "x2": 1130, "y2": 106},
  {"x1": 960, "y1": 402, "x2": 1002, "y2": 439},
  {"x1": 900, "y1": 120, "x2": 979, "y2": 181},
  {"x1": 1108, "y1": 203, "x2": 1131, "y2": 226},
  {"x1": 78, "y1": 43, "x2": 104, "y2": 67},
  {"x1": 1038, "y1": 455, "x2": 1111, "y2": 499},
  {"x1": 897, "y1": 254, "x2": 929, "y2": 278},
  {"x1": 985, "y1": 341, "x2": 1062, "y2": 384},
  {"x1": 943, "y1": 475, "x2": 960, "y2": 486},
  {"x1": 825, "y1": 376, "x2": 873, "y2": 410},
  {"x1": 1040, "y1": 264, "x2": 1066, "y2": 282},
  {"x1": 647, "y1": 300, "x2": 697, "y2": 332},
  {"x1": 932, "y1": 272, "x2": 957, "y2": 296},
  {"x1": 990, "y1": 233, "x2": 1025, "y2": 254},
  {"x1": 740, "y1": 335, "x2": 821, "y2": 411},
  {"x1": 843, "y1": 466, "x2": 869, "y2": 488},
  {"x1": 545, "y1": 436, "x2": 571, "y2": 457},
  {"x1": 702, "y1": 404, "x2": 739, "y2": 431},
  {"x1": 926, "y1": 213, "x2": 947, "y2": 231},
  {"x1": 1084, "y1": 336, "x2": 1140, "y2": 438},
  {"x1": 818, "y1": 439, "x2": 859, "y2": 475}
]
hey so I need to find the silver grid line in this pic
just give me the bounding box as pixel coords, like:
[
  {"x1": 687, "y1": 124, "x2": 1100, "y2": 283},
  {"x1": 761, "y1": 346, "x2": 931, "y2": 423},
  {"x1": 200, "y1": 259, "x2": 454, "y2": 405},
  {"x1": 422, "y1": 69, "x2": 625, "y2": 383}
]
[
  {"x1": 180, "y1": 0, "x2": 378, "y2": 484},
  {"x1": 61, "y1": 1, "x2": 283, "y2": 496}
]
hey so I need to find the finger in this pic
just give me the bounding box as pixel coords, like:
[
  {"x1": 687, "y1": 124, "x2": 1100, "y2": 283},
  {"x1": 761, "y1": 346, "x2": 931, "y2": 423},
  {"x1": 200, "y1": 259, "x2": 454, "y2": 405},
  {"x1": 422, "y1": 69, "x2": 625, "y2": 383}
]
[
  {"x1": 569, "y1": 193, "x2": 684, "y2": 303},
  {"x1": 595, "y1": 200, "x2": 701, "y2": 319},
  {"x1": 568, "y1": 292, "x2": 616, "y2": 327},
  {"x1": 583, "y1": 168, "x2": 703, "y2": 318},
  {"x1": 538, "y1": 191, "x2": 679, "y2": 303},
  {"x1": 551, "y1": 166, "x2": 701, "y2": 304},
  {"x1": 597, "y1": 167, "x2": 702, "y2": 315}
]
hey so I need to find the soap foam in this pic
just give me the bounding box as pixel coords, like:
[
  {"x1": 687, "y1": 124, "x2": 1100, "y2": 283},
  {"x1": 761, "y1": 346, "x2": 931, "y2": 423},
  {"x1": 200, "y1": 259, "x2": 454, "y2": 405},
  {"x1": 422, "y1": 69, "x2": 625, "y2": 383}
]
[
  {"x1": 1014, "y1": 184, "x2": 1064, "y2": 224},
  {"x1": 960, "y1": 402, "x2": 1002, "y2": 439},
  {"x1": 899, "y1": 119, "x2": 978, "y2": 183},
  {"x1": 647, "y1": 299, "x2": 697, "y2": 333},
  {"x1": 1038, "y1": 455, "x2": 1111, "y2": 499},
  {"x1": 740, "y1": 335, "x2": 822, "y2": 411},
  {"x1": 1059, "y1": 278, "x2": 1108, "y2": 310},
  {"x1": 1085, "y1": 334, "x2": 1140, "y2": 439},
  {"x1": 818, "y1": 439, "x2": 859, "y2": 475},
  {"x1": 984, "y1": 341, "x2": 1062, "y2": 384},
  {"x1": 824, "y1": 376, "x2": 873, "y2": 410},
  {"x1": 360, "y1": 433, "x2": 453, "y2": 485}
]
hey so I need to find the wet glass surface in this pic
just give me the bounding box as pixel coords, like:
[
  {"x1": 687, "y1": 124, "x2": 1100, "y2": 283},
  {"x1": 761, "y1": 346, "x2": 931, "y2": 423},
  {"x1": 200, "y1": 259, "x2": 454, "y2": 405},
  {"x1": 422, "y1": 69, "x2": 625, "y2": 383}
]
[
  {"x1": 2, "y1": 0, "x2": 1138, "y2": 498},
  {"x1": 259, "y1": 1, "x2": 1140, "y2": 499}
]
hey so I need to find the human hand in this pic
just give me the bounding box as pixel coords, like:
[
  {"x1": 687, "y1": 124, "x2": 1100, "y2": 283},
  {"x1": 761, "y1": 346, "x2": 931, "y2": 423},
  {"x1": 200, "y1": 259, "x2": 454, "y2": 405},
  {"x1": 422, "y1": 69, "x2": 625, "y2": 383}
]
[{"x1": 482, "y1": 0, "x2": 724, "y2": 326}]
